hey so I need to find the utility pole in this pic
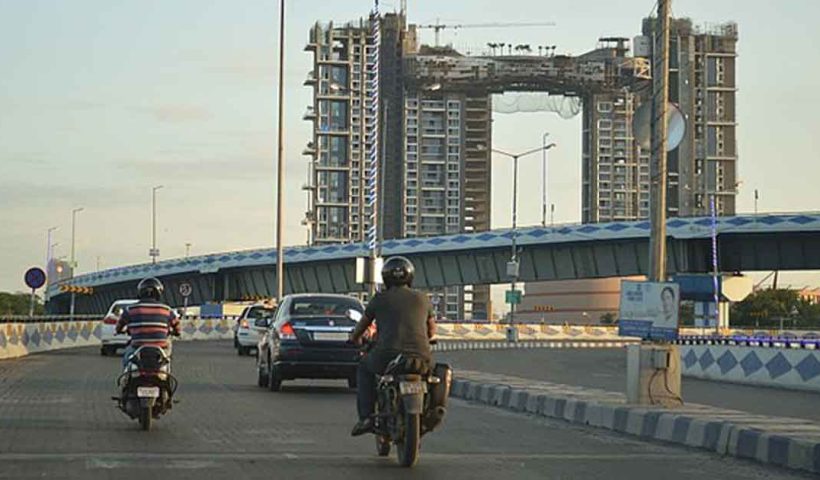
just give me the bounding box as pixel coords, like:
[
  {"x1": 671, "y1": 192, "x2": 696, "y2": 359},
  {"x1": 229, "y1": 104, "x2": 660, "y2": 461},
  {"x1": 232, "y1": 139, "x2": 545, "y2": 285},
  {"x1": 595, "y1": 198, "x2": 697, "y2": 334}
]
[
  {"x1": 185, "y1": 242, "x2": 192, "y2": 258},
  {"x1": 275, "y1": 0, "x2": 286, "y2": 301},
  {"x1": 648, "y1": 0, "x2": 671, "y2": 283}
]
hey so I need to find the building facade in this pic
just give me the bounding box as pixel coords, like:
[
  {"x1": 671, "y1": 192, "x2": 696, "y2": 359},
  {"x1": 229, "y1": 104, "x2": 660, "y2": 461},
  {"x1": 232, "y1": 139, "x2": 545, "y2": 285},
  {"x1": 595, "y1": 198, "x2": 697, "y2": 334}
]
[{"x1": 582, "y1": 19, "x2": 738, "y2": 223}]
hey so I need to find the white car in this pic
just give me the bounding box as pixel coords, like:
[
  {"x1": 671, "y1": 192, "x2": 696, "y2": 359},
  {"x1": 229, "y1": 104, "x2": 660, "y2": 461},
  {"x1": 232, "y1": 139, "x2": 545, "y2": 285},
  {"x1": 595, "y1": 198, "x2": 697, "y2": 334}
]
[
  {"x1": 235, "y1": 303, "x2": 276, "y2": 356},
  {"x1": 100, "y1": 299, "x2": 138, "y2": 356}
]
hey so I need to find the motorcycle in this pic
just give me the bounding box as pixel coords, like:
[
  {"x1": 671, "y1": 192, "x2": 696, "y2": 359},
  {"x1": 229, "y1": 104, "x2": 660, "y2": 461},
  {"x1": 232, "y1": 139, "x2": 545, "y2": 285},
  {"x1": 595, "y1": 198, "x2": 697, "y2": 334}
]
[
  {"x1": 113, "y1": 344, "x2": 178, "y2": 431},
  {"x1": 369, "y1": 344, "x2": 452, "y2": 467}
]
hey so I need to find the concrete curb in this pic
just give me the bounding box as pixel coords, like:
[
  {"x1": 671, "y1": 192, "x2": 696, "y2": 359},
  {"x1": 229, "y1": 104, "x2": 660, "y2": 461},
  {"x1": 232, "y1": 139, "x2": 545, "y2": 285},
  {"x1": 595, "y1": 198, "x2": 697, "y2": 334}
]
[{"x1": 451, "y1": 370, "x2": 820, "y2": 475}]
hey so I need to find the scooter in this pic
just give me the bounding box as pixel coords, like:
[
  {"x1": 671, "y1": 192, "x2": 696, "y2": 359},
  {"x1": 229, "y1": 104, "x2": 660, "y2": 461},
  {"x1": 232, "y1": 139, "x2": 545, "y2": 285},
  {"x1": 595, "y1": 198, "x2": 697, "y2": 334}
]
[{"x1": 113, "y1": 344, "x2": 178, "y2": 431}]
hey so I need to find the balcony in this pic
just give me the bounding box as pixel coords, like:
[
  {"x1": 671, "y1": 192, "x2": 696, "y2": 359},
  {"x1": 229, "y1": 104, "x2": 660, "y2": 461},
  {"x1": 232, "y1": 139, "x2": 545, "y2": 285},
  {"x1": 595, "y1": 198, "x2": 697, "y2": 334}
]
[
  {"x1": 303, "y1": 107, "x2": 317, "y2": 121},
  {"x1": 303, "y1": 71, "x2": 317, "y2": 86}
]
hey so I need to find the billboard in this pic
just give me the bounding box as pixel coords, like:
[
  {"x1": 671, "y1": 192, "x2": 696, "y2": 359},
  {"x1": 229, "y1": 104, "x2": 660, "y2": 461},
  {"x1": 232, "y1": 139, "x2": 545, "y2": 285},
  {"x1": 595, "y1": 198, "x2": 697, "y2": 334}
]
[{"x1": 618, "y1": 280, "x2": 679, "y2": 341}]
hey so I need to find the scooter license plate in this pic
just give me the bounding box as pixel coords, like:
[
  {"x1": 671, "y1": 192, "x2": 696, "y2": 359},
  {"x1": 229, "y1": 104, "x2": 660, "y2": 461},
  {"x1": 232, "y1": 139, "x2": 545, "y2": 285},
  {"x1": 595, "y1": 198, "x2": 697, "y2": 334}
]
[
  {"x1": 399, "y1": 382, "x2": 426, "y2": 395},
  {"x1": 137, "y1": 387, "x2": 160, "y2": 398}
]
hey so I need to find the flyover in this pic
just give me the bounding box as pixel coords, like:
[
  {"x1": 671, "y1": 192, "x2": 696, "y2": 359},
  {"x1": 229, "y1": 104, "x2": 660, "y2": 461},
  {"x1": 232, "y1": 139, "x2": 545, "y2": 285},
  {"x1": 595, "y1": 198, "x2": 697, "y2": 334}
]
[{"x1": 48, "y1": 213, "x2": 820, "y2": 313}]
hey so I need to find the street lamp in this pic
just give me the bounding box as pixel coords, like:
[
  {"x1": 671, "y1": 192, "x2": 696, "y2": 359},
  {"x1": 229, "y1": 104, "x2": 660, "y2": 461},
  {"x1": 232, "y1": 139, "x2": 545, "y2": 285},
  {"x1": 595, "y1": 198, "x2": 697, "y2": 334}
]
[
  {"x1": 487, "y1": 143, "x2": 557, "y2": 341},
  {"x1": 69, "y1": 207, "x2": 84, "y2": 318},
  {"x1": 541, "y1": 132, "x2": 555, "y2": 227},
  {"x1": 151, "y1": 185, "x2": 163, "y2": 264}
]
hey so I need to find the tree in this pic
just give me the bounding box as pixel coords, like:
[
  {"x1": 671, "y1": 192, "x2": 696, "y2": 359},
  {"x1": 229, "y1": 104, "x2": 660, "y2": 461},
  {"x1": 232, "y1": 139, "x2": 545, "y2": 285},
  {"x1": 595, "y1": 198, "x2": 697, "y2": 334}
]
[
  {"x1": 0, "y1": 292, "x2": 45, "y2": 316},
  {"x1": 730, "y1": 289, "x2": 820, "y2": 329},
  {"x1": 599, "y1": 312, "x2": 617, "y2": 325}
]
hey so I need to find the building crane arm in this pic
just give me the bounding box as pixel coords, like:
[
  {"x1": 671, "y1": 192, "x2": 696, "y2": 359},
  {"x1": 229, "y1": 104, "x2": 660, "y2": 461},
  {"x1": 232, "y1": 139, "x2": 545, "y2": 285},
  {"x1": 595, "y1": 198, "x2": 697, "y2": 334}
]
[{"x1": 416, "y1": 20, "x2": 556, "y2": 46}]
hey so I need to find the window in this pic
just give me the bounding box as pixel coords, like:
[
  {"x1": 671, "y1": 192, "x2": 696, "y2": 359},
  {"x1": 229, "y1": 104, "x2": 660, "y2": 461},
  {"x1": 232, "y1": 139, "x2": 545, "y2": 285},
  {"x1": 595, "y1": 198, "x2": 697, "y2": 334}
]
[{"x1": 597, "y1": 101, "x2": 613, "y2": 113}]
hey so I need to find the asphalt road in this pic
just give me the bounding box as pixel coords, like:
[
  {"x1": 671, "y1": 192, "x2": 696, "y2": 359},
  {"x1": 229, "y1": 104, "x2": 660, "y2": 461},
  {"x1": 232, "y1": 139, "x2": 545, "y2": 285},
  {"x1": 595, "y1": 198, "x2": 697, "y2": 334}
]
[
  {"x1": 439, "y1": 347, "x2": 820, "y2": 422},
  {"x1": 0, "y1": 342, "x2": 810, "y2": 479}
]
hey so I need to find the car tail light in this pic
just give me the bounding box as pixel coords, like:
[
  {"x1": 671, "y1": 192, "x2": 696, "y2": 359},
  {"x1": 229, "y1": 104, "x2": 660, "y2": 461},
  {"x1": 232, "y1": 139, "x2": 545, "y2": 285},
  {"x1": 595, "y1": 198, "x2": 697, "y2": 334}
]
[
  {"x1": 279, "y1": 322, "x2": 296, "y2": 340},
  {"x1": 103, "y1": 317, "x2": 118, "y2": 325}
]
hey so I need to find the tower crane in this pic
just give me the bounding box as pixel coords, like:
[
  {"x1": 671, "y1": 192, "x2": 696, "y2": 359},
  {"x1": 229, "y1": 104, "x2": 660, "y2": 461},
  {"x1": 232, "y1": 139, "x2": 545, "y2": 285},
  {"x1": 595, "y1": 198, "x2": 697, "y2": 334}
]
[{"x1": 416, "y1": 20, "x2": 557, "y2": 47}]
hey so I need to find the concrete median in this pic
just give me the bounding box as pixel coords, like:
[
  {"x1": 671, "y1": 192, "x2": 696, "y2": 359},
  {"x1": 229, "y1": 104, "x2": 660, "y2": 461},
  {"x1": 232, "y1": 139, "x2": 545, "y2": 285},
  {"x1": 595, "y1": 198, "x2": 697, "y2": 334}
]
[{"x1": 451, "y1": 369, "x2": 820, "y2": 475}]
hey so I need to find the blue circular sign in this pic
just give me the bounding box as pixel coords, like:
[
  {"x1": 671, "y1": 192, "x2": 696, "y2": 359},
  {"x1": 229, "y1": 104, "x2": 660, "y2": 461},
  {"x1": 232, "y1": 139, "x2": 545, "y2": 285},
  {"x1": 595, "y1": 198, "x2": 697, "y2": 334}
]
[{"x1": 24, "y1": 267, "x2": 46, "y2": 290}]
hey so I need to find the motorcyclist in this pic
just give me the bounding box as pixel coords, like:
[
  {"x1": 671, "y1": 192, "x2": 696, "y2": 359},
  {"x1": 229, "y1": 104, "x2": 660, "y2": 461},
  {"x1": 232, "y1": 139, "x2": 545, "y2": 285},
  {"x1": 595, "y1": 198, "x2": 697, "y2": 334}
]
[
  {"x1": 348, "y1": 256, "x2": 436, "y2": 436},
  {"x1": 116, "y1": 277, "x2": 181, "y2": 370}
]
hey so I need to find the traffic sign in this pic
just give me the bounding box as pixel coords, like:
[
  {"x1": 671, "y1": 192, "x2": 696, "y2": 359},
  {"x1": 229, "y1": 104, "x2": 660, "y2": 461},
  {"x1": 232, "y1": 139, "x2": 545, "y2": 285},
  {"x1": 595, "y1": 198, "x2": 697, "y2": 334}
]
[
  {"x1": 505, "y1": 289, "x2": 522, "y2": 305},
  {"x1": 24, "y1": 267, "x2": 46, "y2": 290},
  {"x1": 179, "y1": 282, "x2": 193, "y2": 298}
]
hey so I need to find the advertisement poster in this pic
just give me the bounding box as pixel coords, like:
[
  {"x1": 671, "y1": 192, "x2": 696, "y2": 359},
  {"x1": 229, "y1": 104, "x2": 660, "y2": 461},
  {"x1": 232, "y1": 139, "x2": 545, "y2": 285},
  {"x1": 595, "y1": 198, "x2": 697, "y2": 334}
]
[{"x1": 618, "y1": 280, "x2": 679, "y2": 341}]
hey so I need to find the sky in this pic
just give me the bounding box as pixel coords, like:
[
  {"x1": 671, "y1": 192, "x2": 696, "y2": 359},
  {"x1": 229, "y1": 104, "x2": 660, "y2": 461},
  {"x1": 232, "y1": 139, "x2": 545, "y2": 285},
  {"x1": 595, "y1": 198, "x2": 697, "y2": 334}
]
[{"x1": 1, "y1": 0, "x2": 819, "y2": 295}]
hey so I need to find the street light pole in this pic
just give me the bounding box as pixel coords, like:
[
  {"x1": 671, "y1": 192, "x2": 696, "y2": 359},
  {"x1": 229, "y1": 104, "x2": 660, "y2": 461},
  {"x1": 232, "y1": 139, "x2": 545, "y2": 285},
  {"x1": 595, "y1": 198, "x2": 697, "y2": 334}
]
[
  {"x1": 275, "y1": 0, "x2": 286, "y2": 301},
  {"x1": 185, "y1": 242, "x2": 192, "y2": 258},
  {"x1": 70, "y1": 207, "x2": 83, "y2": 318},
  {"x1": 541, "y1": 132, "x2": 550, "y2": 227},
  {"x1": 492, "y1": 144, "x2": 556, "y2": 340},
  {"x1": 45, "y1": 226, "x2": 58, "y2": 303},
  {"x1": 151, "y1": 185, "x2": 163, "y2": 264}
]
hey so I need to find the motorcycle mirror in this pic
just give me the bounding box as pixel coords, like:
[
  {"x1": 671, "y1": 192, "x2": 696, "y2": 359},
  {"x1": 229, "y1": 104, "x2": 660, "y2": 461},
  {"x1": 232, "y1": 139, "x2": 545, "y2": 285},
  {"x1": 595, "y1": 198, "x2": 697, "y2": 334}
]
[{"x1": 347, "y1": 309, "x2": 363, "y2": 322}]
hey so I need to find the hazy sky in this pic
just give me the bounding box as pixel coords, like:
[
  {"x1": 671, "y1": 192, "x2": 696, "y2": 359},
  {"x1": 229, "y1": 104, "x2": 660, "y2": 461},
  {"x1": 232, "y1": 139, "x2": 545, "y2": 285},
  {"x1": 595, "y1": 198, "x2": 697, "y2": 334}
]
[{"x1": 1, "y1": 0, "x2": 819, "y2": 293}]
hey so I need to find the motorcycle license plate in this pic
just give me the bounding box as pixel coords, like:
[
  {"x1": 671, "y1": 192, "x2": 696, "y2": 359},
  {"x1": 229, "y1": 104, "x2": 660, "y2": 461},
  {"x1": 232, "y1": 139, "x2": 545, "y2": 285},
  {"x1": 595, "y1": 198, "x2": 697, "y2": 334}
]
[
  {"x1": 399, "y1": 382, "x2": 426, "y2": 395},
  {"x1": 137, "y1": 386, "x2": 160, "y2": 398}
]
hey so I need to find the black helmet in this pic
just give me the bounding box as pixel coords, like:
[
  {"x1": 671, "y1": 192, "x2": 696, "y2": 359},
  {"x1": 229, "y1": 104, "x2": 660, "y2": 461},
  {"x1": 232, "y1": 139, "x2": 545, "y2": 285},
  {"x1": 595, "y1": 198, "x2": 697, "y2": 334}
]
[
  {"x1": 137, "y1": 277, "x2": 164, "y2": 301},
  {"x1": 382, "y1": 256, "x2": 415, "y2": 288}
]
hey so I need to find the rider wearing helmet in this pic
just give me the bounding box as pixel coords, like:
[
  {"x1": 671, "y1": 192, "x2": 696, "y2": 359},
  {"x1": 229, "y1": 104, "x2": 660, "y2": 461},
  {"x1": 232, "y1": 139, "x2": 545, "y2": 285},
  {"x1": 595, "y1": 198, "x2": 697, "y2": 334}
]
[
  {"x1": 116, "y1": 277, "x2": 181, "y2": 369},
  {"x1": 349, "y1": 256, "x2": 436, "y2": 436}
]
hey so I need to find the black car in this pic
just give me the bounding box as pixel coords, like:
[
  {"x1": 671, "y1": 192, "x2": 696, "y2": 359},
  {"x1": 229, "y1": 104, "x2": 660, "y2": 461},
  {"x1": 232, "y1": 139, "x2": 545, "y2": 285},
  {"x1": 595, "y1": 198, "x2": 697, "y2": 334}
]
[{"x1": 256, "y1": 294, "x2": 366, "y2": 391}]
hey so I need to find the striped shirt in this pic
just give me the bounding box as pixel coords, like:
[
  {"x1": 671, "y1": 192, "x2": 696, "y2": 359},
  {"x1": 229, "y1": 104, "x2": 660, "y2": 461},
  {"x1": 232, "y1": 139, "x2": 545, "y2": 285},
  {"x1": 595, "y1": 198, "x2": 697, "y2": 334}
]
[{"x1": 117, "y1": 301, "x2": 180, "y2": 348}]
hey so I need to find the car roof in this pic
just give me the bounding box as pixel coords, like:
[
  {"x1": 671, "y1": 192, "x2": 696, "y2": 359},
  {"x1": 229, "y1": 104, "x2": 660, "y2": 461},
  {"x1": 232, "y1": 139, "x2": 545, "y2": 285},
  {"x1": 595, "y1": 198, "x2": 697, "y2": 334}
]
[{"x1": 285, "y1": 293, "x2": 361, "y2": 300}]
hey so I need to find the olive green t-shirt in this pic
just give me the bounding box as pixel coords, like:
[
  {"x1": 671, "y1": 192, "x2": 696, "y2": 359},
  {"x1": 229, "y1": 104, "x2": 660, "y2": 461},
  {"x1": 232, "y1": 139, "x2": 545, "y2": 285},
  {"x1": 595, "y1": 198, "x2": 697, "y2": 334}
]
[{"x1": 365, "y1": 286, "x2": 434, "y2": 360}]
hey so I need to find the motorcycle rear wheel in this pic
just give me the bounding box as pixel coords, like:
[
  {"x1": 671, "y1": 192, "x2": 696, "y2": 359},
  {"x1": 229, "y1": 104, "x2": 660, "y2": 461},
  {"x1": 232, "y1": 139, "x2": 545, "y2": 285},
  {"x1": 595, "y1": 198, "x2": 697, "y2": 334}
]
[{"x1": 396, "y1": 413, "x2": 420, "y2": 467}]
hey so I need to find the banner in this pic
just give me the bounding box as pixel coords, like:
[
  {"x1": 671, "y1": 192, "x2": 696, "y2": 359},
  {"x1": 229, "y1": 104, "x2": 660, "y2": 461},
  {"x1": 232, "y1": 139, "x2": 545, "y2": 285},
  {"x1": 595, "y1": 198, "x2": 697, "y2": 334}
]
[{"x1": 618, "y1": 280, "x2": 679, "y2": 341}]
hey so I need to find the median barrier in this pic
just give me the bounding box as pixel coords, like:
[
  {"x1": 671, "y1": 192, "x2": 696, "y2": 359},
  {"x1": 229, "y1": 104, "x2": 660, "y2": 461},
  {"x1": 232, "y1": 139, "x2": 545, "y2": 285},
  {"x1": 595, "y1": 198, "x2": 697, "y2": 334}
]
[{"x1": 0, "y1": 316, "x2": 235, "y2": 360}]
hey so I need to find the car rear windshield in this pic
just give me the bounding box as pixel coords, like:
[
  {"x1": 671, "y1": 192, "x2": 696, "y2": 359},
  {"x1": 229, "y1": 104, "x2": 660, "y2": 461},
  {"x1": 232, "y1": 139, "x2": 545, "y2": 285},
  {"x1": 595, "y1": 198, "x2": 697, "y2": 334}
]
[
  {"x1": 246, "y1": 307, "x2": 275, "y2": 319},
  {"x1": 289, "y1": 297, "x2": 362, "y2": 316}
]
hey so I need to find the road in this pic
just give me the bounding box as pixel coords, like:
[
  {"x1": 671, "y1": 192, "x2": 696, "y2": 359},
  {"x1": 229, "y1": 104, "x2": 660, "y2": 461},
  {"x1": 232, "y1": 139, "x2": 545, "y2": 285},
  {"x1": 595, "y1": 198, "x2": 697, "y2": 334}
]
[
  {"x1": 0, "y1": 342, "x2": 810, "y2": 479},
  {"x1": 439, "y1": 347, "x2": 820, "y2": 422}
]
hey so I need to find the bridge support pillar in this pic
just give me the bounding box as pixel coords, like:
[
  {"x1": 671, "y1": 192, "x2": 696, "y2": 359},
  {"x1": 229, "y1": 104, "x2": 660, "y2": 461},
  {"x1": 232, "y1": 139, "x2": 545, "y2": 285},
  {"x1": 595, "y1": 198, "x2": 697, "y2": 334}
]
[{"x1": 626, "y1": 344, "x2": 682, "y2": 407}]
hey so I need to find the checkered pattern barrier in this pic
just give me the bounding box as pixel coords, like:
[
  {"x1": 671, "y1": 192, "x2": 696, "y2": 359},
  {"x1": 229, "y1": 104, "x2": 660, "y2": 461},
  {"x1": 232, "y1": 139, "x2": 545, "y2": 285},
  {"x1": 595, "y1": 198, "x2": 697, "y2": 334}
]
[
  {"x1": 680, "y1": 344, "x2": 820, "y2": 392},
  {"x1": 0, "y1": 318, "x2": 234, "y2": 360},
  {"x1": 435, "y1": 323, "x2": 626, "y2": 341}
]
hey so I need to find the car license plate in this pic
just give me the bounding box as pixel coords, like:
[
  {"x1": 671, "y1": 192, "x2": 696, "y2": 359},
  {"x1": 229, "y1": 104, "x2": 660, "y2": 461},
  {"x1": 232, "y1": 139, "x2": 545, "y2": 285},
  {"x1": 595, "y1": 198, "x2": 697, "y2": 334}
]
[
  {"x1": 399, "y1": 382, "x2": 426, "y2": 395},
  {"x1": 313, "y1": 332, "x2": 348, "y2": 341},
  {"x1": 137, "y1": 387, "x2": 160, "y2": 398}
]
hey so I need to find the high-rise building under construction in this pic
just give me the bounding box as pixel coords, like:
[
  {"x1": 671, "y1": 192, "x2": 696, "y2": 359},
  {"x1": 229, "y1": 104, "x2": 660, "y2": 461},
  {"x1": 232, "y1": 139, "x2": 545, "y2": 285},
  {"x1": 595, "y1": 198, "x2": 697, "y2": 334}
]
[
  {"x1": 302, "y1": 12, "x2": 491, "y2": 318},
  {"x1": 582, "y1": 19, "x2": 738, "y2": 223}
]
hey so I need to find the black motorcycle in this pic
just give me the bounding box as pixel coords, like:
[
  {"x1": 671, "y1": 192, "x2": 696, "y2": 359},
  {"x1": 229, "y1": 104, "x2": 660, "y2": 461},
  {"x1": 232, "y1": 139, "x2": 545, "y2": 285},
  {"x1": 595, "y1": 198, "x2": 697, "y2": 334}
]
[
  {"x1": 370, "y1": 346, "x2": 452, "y2": 467},
  {"x1": 113, "y1": 345, "x2": 178, "y2": 431}
]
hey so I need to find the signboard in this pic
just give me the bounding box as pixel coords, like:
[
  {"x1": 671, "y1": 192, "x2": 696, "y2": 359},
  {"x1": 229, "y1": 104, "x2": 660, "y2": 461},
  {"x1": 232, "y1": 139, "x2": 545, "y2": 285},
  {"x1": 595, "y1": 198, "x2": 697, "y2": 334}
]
[
  {"x1": 505, "y1": 290, "x2": 522, "y2": 305},
  {"x1": 24, "y1": 267, "x2": 47, "y2": 290},
  {"x1": 179, "y1": 282, "x2": 193, "y2": 298},
  {"x1": 618, "y1": 280, "x2": 679, "y2": 341}
]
